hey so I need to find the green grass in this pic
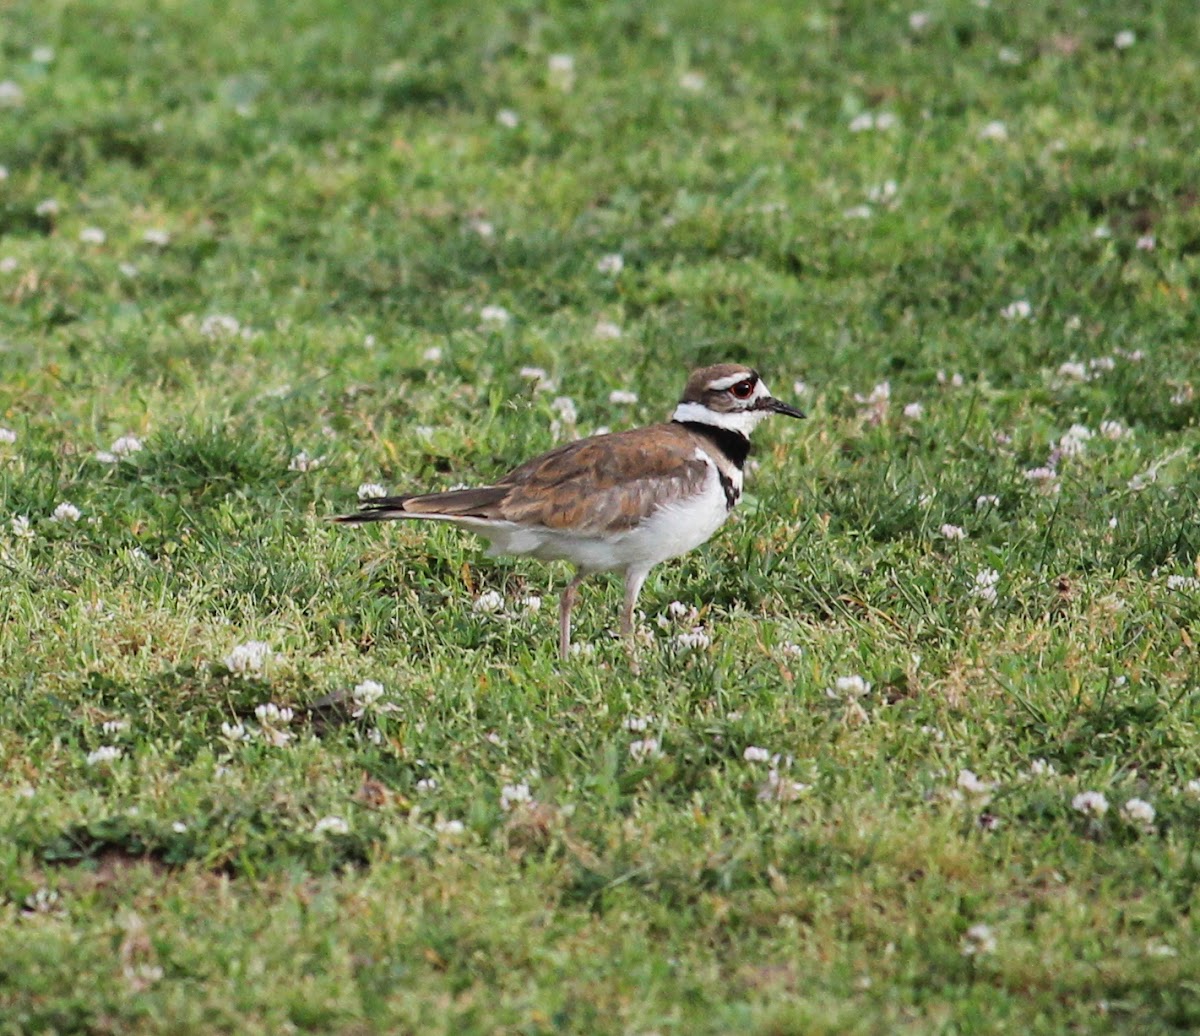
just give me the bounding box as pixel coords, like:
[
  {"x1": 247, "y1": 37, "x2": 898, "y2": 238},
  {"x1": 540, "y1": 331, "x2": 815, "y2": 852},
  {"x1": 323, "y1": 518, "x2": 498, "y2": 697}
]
[{"x1": 3, "y1": 0, "x2": 1200, "y2": 1031}]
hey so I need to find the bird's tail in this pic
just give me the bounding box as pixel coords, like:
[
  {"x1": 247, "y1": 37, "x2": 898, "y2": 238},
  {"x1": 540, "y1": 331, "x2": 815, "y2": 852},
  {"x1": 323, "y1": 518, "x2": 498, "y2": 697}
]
[{"x1": 330, "y1": 487, "x2": 508, "y2": 523}]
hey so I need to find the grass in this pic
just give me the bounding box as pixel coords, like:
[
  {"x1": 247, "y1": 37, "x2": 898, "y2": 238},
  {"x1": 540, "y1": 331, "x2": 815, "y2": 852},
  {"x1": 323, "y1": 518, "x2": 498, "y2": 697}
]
[{"x1": 3, "y1": 0, "x2": 1200, "y2": 1031}]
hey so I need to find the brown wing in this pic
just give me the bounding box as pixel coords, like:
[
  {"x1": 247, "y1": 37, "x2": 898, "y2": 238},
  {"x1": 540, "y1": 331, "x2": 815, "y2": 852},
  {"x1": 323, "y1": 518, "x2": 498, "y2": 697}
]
[
  {"x1": 334, "y1": 424, "x2": 709, "y2": 532},
  {"x1": 491, "y1": 424, "x2": 710, "y2": 533}
]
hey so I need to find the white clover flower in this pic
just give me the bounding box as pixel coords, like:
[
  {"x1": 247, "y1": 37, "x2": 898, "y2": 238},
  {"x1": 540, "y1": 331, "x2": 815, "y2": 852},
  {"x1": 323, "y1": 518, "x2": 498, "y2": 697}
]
[
  {"x1": 1000, "y1": 299, "x2": 1031, "y2": 320},
  {"x1": 435, "y1": 818, "x2": 466, "y2": 837},
  {"x1": 31, "y1": 46, "x2": 55, "y2": 63},
  {"x1": 108, "y1": 435, "x2": 144, "y2": 458},
  {"x1": 519, "y1": 366, "x2": 551, "y2": 390},
  {"x1": 673, "y1": 628, "x2": 711, "y2": 651},
  {"x1": 843, "y1": 204, "x2": 873, "y2": 220},
  {"x1": 118, "y1": 262, "x2": 139, "y2": 279},
  {"x1": 940, "y1": 523, "x2": 967, "y2": 541},
  {"x1": 547, "y1": 53, "x2": 575, "y2": 91},
  {"x1": 1056, "y1": 361, "x2": 1089, "y2": 381},
  {"x1": 866, "y1": 180, "x2": 898, "y2": 205},
  {"x1": 1121, "y1": 798, "x2": 1155, "y2": 825},
  {"x1": 79, "y1": 227, "x2": 106, "y2": 245},
  {"x1": 478, "y1": 304, "x2": 511, "y2": 328},
  {"x1": 757, "y1": 770, "x2": 810, "y2": 802},
  {"x1": 569, "y1": 641, "x2": 597, "y2": 657},
  {"x1": 499, "y1": 782, "x2": 533, "y2": 811},
  {"x1": 1072, "y1": 790, "x2": 1109, "y2": 817},
  {"x1": 0, "y1": 427, "x2": 15, "y2": 444},
  {"x1": 1093, "y1": 224, "x2": 1113, "y2": 240},
  {"x1": 1023, "y1": 466, "x2": 1057, "y2": 484},
  {"x1": 666, "y1": 600, "x2": 697, "y2": 622},
  {"x1": 199, "y1": 314, "x2": 242, "y2": 339},
  {"x1": 596, "y1": 253, "x2": 624, "y2": 275},
  {"x1": 678, "y1": 71, "x2": 706, "y2": 92},
  {"x1": 36, "y1": 198, "x2": 61, "y2": 217},
  {"x1": 469, "y1": 218, "x2": 495, "y2": 239},
  {"x1": 979, "y1": 120, "x2": 1009, "y2": 141},
  {"x1": 608, "y1": 389, "x2": 638, "y2": 405},
  {"x1": 86, "y1": 746, "x2": 122, "y2": 766},
  {"x1": 908, "y1": 11, "x2": 930, "y2": 30},
  {"x1": 743, "y1": 746, "x2": 771, "y2": 763},
  {"x1": 422, "y1": 346, "x2": 443, "y2": 363},
  {"x1": 496, "y1": 109, "x2": 519, "y2": 128},
  {"x1": 0, "y1": 81, "x2": 25, "y2": 108},
  {"x1": 0, "y1": 257, "x2": 14, "y2": 275},
  {"x1": 357, "y1": 483, "x2": 388, "y2": 500},
  {"x1": 961, "y1": 923, "x2": 997, "y2": 956},
  {"x1": 313, "y1": 815, "x2": 349, "y2": 836},
  {"x1": 1166, "y1": 575, "x2": 1200, "y2": 591},
  {"x1": 624, "y1": 715, "x2": 653, "y2": 732},
  {"x1": 1056, "y1": 424, "x2": 1093, "y2": 458},
  {"x1": 970, "y1": 568, "x2": 1000, "y2": 603},
  {"x1": 142, "y1": 228, "x2": 171, "y2": 247},
  {"x1": 855, "y1": 381, "x2": 890, "y2": 424},
  {"x1": 1136, "y1": 234, "x2": 1156, "y2": 251},
  {"x1": 629, "y1": 738, "x2": 662, "y2": 761},
  {"x1": 1185, "y1": 779, "x2": 1200, "y2": 797},
  {"x1": 551, "y1": 396, "x2": 578, "y2": 424},
  {"x1": 24, "y1": 887, "x2": 61, "y2": 914},
  {"x1": 287, "y1": 450, "x2": 324, "y2": 472},
  {"x1": 1099, "y1": 420, "x2": 1129, "y2": 440},
  {"x1": 11, "y1": 515, "x2": 33, "y2": 540},
  {"x1": 780, "y1": 643, "x2": 804, "y2": 659},
  {"x1": 903, "y1": 402, "x2": 924, "y2": 419},
  {"x1": 351, "y1": 680, "x2": 386, "y2": 715},
  {"x1": 957, "y1": 769, "x2": 995, "y2": 797},
  {"x1": 1114, "y1": 30, "x2": 1136, "y2": 49},
  {"x1": 223, "y1": 641, "x2": 272, "y2": 674},
  {"x1": 849, "y1": 111, "x2": 897, "y2": 133},
  {"x1": 518, "y1": 595, "x2": 542, "y2": 614},
  {"x1": 416, "y1": 778, "x2": 438, "y2": 793},
  {"x1": 473, "y1": 589, "x2": 505, "y2": 614},
  {"x1": 1028, "y1": 758, "x2": 1057, "y2": 777},
  {"x1": 255, "y1": 703, "x2": 294, "y2": 725},
  {"x1": 975, "y1": 494, "x2": 1000, "y2": 509},
  {"x1": 833, "y1": 675, "x2": 871, "y2": 697},
  {"x1": 220, "y1": 721, "x2": 249, "y2": 742},
  {"x1": 101, "y1": 720, "x2": 129, "y2": 737},
  {"x1": 998, "y1": 46, "x2": 1020, "y2": 65},
  {"x1": 593, "y1": 320, "x2": 623, "y2": 340},
  {"x1": 52, "y1": 502, "x2": 82, "y2": 522}
]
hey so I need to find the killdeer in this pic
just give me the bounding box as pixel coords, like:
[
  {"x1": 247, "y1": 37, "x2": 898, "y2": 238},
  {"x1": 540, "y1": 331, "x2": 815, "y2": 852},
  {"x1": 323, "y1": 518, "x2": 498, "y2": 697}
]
[{"x1": 334, "y1": 363, "x2": 804, "y2": 659}]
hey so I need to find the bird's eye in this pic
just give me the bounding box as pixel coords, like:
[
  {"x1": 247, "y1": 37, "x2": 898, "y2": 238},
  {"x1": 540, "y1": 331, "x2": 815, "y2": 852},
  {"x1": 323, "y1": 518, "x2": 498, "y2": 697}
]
[{"x1": 730, "y1": 379, "x2": 755, "y2": 399}]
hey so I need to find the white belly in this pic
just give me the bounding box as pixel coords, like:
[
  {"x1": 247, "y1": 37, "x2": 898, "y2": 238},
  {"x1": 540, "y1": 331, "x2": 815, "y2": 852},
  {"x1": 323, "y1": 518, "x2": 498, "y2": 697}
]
[{"x1": 466, "y1": 464, "x2": 731, "y2": 574}]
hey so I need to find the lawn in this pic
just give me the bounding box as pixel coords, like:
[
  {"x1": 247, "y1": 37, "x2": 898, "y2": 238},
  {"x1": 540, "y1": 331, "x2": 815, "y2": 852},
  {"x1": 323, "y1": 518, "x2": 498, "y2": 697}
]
[{"x1": 3, "y1": 0, "x2": 1200, "y2": 1032}]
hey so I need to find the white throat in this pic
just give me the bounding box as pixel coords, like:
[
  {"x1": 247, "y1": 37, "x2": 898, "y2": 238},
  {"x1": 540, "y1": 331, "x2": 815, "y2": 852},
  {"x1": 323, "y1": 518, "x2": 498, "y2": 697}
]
[
  {"x1": 671, "y1": 400, "x2": 768, "y2": 437},
  {"x1": 671, "y1": 378, "x2": 775, "y2": 437}
]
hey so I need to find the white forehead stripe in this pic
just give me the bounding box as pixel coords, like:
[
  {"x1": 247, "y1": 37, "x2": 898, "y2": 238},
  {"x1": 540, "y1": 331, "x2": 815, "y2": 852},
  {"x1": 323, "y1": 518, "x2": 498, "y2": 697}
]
[{"x1": 707, "y1": 371, "x2": 755, "y2": 391}]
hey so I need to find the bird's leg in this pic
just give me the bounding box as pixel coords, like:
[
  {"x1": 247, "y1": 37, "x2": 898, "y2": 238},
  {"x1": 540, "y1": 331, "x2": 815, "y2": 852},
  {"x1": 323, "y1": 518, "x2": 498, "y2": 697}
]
[
  {"x1": 621, "y1": 567, "x2": 650, "y2": 673},
  {"x1": 559, "y1": 571, "x2": 586, "y2": 660}
]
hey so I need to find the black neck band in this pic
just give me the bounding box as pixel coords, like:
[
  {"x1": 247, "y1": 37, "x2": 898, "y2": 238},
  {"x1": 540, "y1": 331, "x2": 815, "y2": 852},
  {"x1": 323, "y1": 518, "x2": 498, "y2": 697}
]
[{"x1": 676, "y1": 421, "x2": 752, "y2": 469}]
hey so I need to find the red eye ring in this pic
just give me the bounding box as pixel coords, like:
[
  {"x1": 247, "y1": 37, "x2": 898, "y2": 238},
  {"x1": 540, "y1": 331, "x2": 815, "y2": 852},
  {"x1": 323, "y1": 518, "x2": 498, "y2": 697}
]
[{"x1": 730, "y1": 379, "x2": 755, "y2": 399}]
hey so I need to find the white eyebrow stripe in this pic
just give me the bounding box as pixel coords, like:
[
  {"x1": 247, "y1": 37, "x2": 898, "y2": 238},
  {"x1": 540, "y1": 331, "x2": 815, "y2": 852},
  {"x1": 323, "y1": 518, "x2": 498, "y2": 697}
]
[{"x1": 707, "y1": 371, "x2": 755, "y2": 391}]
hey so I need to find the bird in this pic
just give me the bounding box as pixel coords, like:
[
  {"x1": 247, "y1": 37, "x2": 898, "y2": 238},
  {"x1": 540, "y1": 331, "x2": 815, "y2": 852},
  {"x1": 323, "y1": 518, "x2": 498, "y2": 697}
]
[{"x1": 333, "y1": 363, "x2": 804, "y2": 660}]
